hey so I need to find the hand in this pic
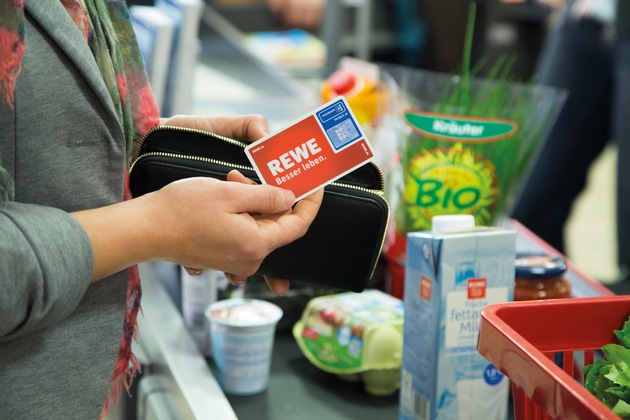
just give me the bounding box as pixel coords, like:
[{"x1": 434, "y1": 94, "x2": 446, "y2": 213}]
[
  {"x1": 72, "y1": 114, "x2": 323, "y2": 295},
  {"x1": 223, "y1": 170, "x2": 318, "y2": 295},
  {"x1": 166, "y1": 114, "x2": 271, "y2": 278},
  {"x1": 148, "y1": 173, "x2": 323, "y2": 295},
  {"x1": 155, "y1": 115, "x2": 322, "y2": 295},
  {"x1": 266, "y1": 0, "x2": 325, "y2": 31},
  {"x1": 161, "y1": 114, "x2": 269, "y2": 142}
]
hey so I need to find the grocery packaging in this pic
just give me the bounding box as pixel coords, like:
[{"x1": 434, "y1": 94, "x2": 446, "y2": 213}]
[
  {"x1": 321, "y1": 57, "x2": 389, "y2": 140},
  {"x1": 514, "y1": 252, "x2": 571, "y2": 301},
  {"x1": 293, "y1": 289, "x2": 404, "y2": 396},
  {"x1": 181, "y1": 267, "x2": 244, "y2": 356},
  {"x1": 377, "y1": 62, "x2": 566, "y2": 299},
  {"x1": 207, "y1": 298, "x2": 283, "y2": 395},
  {"x1": 399, "y1": 215, "x2": 516, "y2": 420},
  {"x1": 379, "y1": 4, "x2": 565, "y2": 300}
]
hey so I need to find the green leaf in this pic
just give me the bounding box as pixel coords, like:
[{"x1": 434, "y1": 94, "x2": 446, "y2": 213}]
[
  {"x1": 583, "y1": 317, "x2": 630, "y2": 414},
  {"x1": 590, "y1": 363, "x2": 618, "y2": 409},
  {"x1": 616, "y1": 319, "x2": 630, "y2": 350},
  {"x1": 583, "y1": 359, "x2": 608, "y2": 394},
  {"x1": 612, "y1": 398, "x2": 630, "y2": 419},
  {"x1": 605, "y1": 360, "x2": 630, "y2": 388},
  {"x1": 607, "y1": 383, "x2": 630, "y2": 401},
  {"x1": 603, "y1": 344, "x2": 630, "y2": 374}
]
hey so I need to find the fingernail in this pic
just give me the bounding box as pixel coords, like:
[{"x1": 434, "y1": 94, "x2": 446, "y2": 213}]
[{"x1": 282, "y1": 190, "x2": 295, "y2": 206}]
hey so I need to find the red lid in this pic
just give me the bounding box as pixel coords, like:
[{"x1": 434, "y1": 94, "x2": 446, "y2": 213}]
[{"x1": 328, "y1": 69, "x2": 357, "y2": 95}]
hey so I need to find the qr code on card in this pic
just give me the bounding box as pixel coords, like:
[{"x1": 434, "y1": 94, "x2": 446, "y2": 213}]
[{"x1": 326, "y1": 119, "x2": 360, "y2": 150}]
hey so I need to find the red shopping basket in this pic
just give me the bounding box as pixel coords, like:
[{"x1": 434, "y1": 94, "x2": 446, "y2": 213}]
[{"x1": 478, "y1": 296, "x2": 630, "y2": 420}]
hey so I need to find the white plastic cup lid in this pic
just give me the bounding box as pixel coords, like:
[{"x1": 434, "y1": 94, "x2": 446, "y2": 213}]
[
  {"x1": 431, "y1": 214, "x2": 475, "y2": 235},
  {"x1": 206, "y1": 298, "x2": 283, "y2": 329}
]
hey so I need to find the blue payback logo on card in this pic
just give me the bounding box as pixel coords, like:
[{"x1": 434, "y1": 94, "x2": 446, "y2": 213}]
[
  {"x1": 316, "y1": 98, "x2": 363, "y2": 150},
  {"x1": 245, "y1": 97, "x2": 374, "y2": 201}
]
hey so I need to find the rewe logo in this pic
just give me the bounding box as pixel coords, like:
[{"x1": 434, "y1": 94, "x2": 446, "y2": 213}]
[
  {"x1": 467, "y1": 278, "x2": 487, "y2": 299},
  {"x1": 420, "y1": 276, "x2": 432, "y2": 301},
  {"x1": 267, "y1": 138, "x2": 322, "y2": 175}
]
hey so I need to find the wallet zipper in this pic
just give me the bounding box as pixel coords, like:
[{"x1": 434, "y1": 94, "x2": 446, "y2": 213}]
[
  {"x1": 134, "y1": 126, "x2": 390, "y2": 278},
  {"x1": 135, "y1": 125, "x2": 249, "y2": 158},
  {"x1": 135, "y1": 125, "x2": 387, "y2": 192},
  {"x1": 130, "y1": 151, "x2": 386, "y2": 198},
  {"x1": 130, "y1": 151, "x2": 253, "y2": 174}
]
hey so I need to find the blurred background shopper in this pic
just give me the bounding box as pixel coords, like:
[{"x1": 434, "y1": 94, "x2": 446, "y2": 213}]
[{"x1": 511, "y1": 0, "x2": 630, "y2": 294}]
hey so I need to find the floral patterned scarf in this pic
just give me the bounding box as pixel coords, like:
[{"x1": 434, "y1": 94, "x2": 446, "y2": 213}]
[{"x1": 0, "y1": 0, "x2": 160, "y2": 418}]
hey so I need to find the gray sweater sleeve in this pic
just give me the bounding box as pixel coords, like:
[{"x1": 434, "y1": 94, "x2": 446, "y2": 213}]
[{"x1": 0, "y1": 201, "x2": 93, "y2": 341}]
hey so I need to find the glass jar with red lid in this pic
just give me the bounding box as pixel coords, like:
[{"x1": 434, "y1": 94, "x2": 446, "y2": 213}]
[{"x1": 514, "y1": 252, "x2": 572, "y2": 301}]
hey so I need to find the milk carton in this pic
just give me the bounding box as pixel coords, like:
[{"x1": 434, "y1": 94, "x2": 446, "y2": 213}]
[{"x1": 399, "y1": 215, "x2": 515, "y2": 420}]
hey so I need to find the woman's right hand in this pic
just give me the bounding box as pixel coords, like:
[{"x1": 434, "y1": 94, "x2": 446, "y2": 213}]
[
  {"x1": 147, "y1": 174, "x2": 322, "y2": 279},
  {"x1": 72, "y1": 175, "x2": 322, "y2": 286}
]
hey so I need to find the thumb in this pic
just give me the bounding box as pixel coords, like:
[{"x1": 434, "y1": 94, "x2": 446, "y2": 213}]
[{"x1": 235, "y1": 185, "x2": 295, "y2": 215}]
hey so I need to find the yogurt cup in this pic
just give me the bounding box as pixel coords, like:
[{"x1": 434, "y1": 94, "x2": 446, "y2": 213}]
[{"x1": 206, "y1": 298, "x2": 283, "y2": 395}]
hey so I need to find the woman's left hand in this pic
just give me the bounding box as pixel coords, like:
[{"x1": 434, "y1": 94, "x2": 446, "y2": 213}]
[
  {"x1": 162, "y1": 114, "x2": 269, "y2": 142},
  {"x1": 161, "y1": 114, "x2": 294, "y2": 296}
]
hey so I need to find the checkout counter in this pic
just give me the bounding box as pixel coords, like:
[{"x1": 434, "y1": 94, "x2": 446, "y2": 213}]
[
  {"x1": 117, "y1": 221, "x2": 612, "y2": 420},
  {"x1": 107, "y1": 4, "x2": 613, "y2": 419}
]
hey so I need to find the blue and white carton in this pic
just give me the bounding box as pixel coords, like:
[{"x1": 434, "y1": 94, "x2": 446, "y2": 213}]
[{"x1": 399, "y1": 215, "x2": 516, "y2": 420}]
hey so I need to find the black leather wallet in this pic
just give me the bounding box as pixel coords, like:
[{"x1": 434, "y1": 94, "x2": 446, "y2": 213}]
[{"x1": 129, "y1": 126, "x2": 390, "y2": 292}]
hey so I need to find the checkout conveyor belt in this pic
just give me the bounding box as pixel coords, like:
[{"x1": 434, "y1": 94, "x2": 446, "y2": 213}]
[{"x1": 123, "y1": 221, "x2": 612, "y2": 420}]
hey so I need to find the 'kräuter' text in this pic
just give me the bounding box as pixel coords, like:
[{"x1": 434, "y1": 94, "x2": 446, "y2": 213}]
[{"x1": 433, "y1": 120, "x2": 485, "y2": 137}]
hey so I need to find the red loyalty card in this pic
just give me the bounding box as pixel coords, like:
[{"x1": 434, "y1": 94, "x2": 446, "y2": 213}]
[{"x1": 245, "y1": 97, "x2": 375, "y2": 201}]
